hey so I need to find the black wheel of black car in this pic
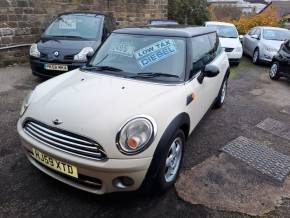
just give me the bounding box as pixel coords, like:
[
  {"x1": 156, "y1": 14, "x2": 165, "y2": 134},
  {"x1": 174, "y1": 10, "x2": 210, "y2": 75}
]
[
  {"x1": 252, "y1": 48, "x2": 260, "y2": 64},
  {"x1": 270, "y1": 62, "x2": 281, "y2": 80},
  {"x1": 214, "y1": 79, "x2": 228, "y2": 109},
  {"x1": 140, "y1": 129, "x2": 185, "y2": 192}
]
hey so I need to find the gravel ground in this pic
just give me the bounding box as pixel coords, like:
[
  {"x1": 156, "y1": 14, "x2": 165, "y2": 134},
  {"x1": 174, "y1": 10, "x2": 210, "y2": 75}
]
[{"x1": 0, "y1": 58, "x2": 290, "y2": 218}]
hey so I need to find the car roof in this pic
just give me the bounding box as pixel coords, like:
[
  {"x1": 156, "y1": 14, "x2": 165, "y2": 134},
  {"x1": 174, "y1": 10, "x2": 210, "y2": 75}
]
[
  {"x1": 149, "y1": 19, "x2": 177, "y2": 22},
  {"x1": 205, "y1": 21, "x2": 235, "y2": 27},
  {"x1": 258, "y1": 26, "x2": 289, "y2": 31},
  {"x1": 113, "y1": 26, "x2": 216, "y2": 38}
]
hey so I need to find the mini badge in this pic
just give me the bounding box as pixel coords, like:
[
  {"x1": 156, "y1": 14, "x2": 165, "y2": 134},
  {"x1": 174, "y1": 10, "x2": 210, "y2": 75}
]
[{"x1": 52, "y1": 119, "x2": 63, "y2": 125}]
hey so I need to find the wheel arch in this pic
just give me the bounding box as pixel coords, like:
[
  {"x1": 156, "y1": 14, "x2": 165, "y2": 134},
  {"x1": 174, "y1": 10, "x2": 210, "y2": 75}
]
[{"x1": 140, "y1": 112, "x2": 190, "y2": 188}]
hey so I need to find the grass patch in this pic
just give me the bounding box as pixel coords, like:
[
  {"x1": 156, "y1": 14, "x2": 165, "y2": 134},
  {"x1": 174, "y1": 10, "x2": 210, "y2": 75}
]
[{"x1": 230, "y1": 57, "x2": 252, "y2": 79}]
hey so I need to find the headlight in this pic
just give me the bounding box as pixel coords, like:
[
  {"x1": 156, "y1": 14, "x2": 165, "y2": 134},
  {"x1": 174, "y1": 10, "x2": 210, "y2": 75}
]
[
  {"x1": 20, "y1": 91, "x2": 33, "y2": 117},
  {"x1": 29, "y1": 43, "x2": 40, "y2": 58},
  {"x1": 265, "y1": 47, "x2": 277, "y2": 53},
  {"x1": 235, "y1": 47, "x2": 243, "y2": 52},
  {"x1": 116, "y1": 116, "x2": 157, "y2": 155},
  {"x1": 74, "y1": 47, "x2": 94, "y2": 61}
]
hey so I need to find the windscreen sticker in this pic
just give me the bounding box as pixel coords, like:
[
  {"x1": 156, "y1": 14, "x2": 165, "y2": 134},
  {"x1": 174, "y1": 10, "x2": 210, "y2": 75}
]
[
  {"x1": 59, "y1": 19, "x2": 77, "y2": 29},
  {"x1": 110, "y1": 41, "x2": 135, "y2": 57},
  {"x1": 134, "y1": 39, "x2": 177, "y2": 68}
]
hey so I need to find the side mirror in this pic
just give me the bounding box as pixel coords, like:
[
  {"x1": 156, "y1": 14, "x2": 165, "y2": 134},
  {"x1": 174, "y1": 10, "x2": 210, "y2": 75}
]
[
  {"x1": 239, "y1": 35, "x2": 244, "y2": 41},
  {"x1": 197, "y1": 65, "x2": 220, "y2": 84},
  {"x1": 251, "y1": 34, "x2": 259, "y2": 40}
]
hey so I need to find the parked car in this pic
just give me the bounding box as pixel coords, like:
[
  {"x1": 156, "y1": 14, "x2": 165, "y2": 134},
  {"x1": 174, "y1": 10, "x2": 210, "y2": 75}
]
[
  {"x1": 205, "y1": 21, "x2": 243, "y2": 65},
  {"x1": 243, "y1": 26, "x2": 290, "y2": 64},
  {"x1": 29, "y1": 12, "x2": 116, "y2": 78},
  {"x1": 18, "y1": 26, "x2": 230, "y2": 194},
  {"x1": 147, "y1": 19, "x2": 179, "y2": 26},
  {"x1": 270, "y1": 39, "x2": 290, "y2": 80}
]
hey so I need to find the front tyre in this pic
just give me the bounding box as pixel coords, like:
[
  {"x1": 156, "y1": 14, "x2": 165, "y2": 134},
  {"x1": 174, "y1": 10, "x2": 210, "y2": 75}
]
[
  {"x1": 270, "y1": 62, "x2": 280, "y2": 80},
  {"x1": 253, "y1": 49, "x2": 260, "y2": 64},
  {"x1": 214, "y1": 79, "x2": 228, "y2": 109},
  {"x1": 141, "y1": 129, "x2": 185, "y2": 192}
]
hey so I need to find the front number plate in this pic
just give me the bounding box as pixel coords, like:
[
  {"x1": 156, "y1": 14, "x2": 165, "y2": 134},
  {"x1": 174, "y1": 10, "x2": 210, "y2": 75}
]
[
  {"x1": 32, "y1": 148, "x2": 78, "y2": 178},
  {"x1": 45, "y1": 64, "x2": 68, "y2": 71}
]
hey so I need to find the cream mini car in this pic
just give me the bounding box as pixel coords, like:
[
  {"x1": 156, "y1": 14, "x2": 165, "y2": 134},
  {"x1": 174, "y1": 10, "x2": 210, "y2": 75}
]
[{"x1": 17, "y1": 26, "x2": 230, "y2": 194}]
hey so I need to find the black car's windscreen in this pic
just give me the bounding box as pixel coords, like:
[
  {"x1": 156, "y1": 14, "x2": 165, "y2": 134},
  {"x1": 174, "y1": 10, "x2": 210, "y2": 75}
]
[
  {"x1": 263, "y1": 29, "x2": 290, "y2": 41},
  {"x1": 206, "y1": 24, "x2": 238, "y2": 38},
  {"x1": 44, "y1": 14, "x2": 102, "y2": 39},
  {"x1": 89, "y1": 33, "x2": 186, "y2": 81}
]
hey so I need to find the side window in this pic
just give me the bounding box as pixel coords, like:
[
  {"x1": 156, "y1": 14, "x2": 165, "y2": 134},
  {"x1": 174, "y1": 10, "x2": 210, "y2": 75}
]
[
  {"x1": 102, "y1": 17, "x2": 115, "y2": 41},
  {"x1": 249, "y1": 28, "x2": 256, "y2": 36},
  {"x1": 191, "y1": 34, "x2": 215, "y2": 76},
  {"x1": 255, "y1": 28, "x2": 261, "y2": 38},
  {"x1": 102, "y1": 18, "x2": 110, "y2": 41},
  {"x1": 208, "y1": 32, "x2": 220, "y2": 55}
]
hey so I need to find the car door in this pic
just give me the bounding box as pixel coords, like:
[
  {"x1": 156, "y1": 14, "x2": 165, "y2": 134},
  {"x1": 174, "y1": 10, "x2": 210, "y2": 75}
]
[
  {"x1": 185, "y1": 33, "x2": 226, "y2": 132},
  {"x1": 243, "y1": 28, "x2": 256, "y2": 55},
  {"x1": 247, "y1": 28, "x2": 261, "y2": 56}
]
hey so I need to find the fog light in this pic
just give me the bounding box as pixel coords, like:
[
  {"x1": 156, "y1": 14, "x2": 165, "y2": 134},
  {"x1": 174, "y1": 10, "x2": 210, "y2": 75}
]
[{"x1": 113, "y1": 176, "x2": 134, "y2": 189}]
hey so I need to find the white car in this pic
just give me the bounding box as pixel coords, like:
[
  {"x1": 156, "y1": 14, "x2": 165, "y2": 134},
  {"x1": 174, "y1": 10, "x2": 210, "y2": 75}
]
[
  {"x1": 243, "y1": 26, "x2": 290, "y2": 64},
  {"x1": 205, "y1": 21, "x2": 243, "y2": 65},
  {"x1": 17, "y1": 26, "x2": 230, "y2": 194}
]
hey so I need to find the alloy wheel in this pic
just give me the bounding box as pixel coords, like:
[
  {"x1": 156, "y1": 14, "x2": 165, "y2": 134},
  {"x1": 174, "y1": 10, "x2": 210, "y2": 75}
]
[
  {"x1": 164, "y1": 137, "x2": 183, "y2": 183},
  {"x1": 270, "y1": 63, "x2": 278, "y2": 78}
]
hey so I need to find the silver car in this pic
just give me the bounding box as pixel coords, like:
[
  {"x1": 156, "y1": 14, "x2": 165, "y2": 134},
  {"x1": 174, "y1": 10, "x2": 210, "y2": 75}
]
[{"x1": 243, "y1": 26, "x2": 290, "y2": 64}]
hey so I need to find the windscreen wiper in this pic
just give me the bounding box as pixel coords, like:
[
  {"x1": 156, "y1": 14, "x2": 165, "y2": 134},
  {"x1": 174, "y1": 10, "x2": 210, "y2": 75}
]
[
  {"x1": 52, "y1": 35, "x2": 84, "y2": 39},
  {"x1": 130, "y1": 72, "x2": 180, "y2": 79},
  {"x1": 81, "y1": 65, "x2": 123, "y2": 72}
]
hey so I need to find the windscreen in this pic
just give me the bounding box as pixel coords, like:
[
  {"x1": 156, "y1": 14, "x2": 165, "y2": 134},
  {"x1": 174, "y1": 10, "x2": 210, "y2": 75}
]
[
  {"x1": 44, "y1": 14, "x2": 102, "y2": 39},
  {"x1": 89, "y1": 33, "x2": 186, "y2": 82},
  {"x1": 206, "y1": 24, "x2": 238, "y2": 38},
  {"x1": 263, "y1": 29, "x2": 290, "y2": 41}
]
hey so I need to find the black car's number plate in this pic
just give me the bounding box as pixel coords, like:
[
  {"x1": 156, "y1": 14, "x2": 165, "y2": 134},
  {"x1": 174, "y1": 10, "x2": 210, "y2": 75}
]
[{"x1": 45, "y1": 64, "x2": 68, "y2": 71}]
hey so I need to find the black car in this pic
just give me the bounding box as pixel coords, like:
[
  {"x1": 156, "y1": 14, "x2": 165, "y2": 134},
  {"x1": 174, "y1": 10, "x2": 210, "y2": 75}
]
[
  {"x1": 270, "y1": 39, "x2": 290, "y2": 80},
  {"x1": 30, "y1": 12, "x2": 116, "y2": 78}
]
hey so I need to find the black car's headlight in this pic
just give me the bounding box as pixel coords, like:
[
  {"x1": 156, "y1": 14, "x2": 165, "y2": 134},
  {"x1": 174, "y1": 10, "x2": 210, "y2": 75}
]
[
  {"x1": 116, "y1": 116, "x2": 157, "y2": 155},
  {"x1": 74, "y1": 47, "x2": 94, "y2": 61},
  {"x1": 29, "y1": 43, "x2": 40, "y2": 58},
  {"x1": 20, "y1": 91, "x2": 33, "y2": 117}
]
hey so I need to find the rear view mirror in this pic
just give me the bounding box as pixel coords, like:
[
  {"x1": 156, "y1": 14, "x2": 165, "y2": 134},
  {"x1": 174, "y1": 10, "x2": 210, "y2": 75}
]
[
  {"x1": 197, "y1": 64, "x2": 219, "y2": 84},
  {"x1": 204, "y1": 65, "x2": 219, "y2": 77},
  {"x1": 251, "y1": 34, "x2": 259, "y2": 40}
]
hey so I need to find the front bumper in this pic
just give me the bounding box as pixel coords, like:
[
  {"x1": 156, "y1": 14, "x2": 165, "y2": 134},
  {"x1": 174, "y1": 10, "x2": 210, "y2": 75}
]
[
  {"x1": 30, "y1": 58, "x2": 86, "y2": 78},
  {"x1": 226, "y1": 49, "x2": 243, "y2": 63},
  {"x1": 261, "y1": 50, "x2": 278, "y2": 62},
  {"x1": 279, "y1": 62, "x2": 290, "y2": 78},
  {"x1": 17, "y1": 121, "x2": 151, "y2": 194}
]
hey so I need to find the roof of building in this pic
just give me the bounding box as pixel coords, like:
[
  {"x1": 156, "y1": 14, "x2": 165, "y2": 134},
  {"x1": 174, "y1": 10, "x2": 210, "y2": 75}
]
[
  {"x1": 113, "y1": 26, "x2": 216, "y2": 37},
  {"x1": 259, "y1": 0, "x2": 290, "y2": 17}
]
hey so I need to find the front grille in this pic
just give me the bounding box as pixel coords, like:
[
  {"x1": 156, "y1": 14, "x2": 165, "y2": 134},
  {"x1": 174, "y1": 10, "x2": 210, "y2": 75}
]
[
  {"x1": 224, "y1": 47, "x2": 234, "y2": 52},
  {"x1": 24, "y1": 119, "x2": 106, "y2": 160},
  {"x1": 64, "y1": 55, "x2": 74, "y2": 61},
  {"x1": 40, "y1": 53, "x2": 48, "y2": 59}
]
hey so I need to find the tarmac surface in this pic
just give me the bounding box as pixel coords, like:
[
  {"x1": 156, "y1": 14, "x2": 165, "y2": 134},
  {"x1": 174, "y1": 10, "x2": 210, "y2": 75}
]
[{"x1": 1, "y1": 58, "x2": 290, "y2": 218}]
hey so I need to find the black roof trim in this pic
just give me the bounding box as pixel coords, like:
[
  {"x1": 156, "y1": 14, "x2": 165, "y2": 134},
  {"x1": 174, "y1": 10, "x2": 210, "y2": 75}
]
[
  {"x1": 57, "y1": 11, "x2": 109, "y2": 17},
  {"x1": 113, "y1": 26, "x2": 217, "y2": 38}
]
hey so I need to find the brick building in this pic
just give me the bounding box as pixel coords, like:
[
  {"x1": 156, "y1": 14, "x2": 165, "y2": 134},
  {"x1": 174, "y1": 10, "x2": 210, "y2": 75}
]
[{"x1": 0, "y1": 0, "x2": 168, "y2": 67}]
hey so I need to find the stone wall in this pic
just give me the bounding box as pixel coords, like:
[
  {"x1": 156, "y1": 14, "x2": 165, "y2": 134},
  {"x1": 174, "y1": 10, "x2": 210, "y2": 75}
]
[{"x1": 0, "y1": 0, "x2": 168, "y2": 67}]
